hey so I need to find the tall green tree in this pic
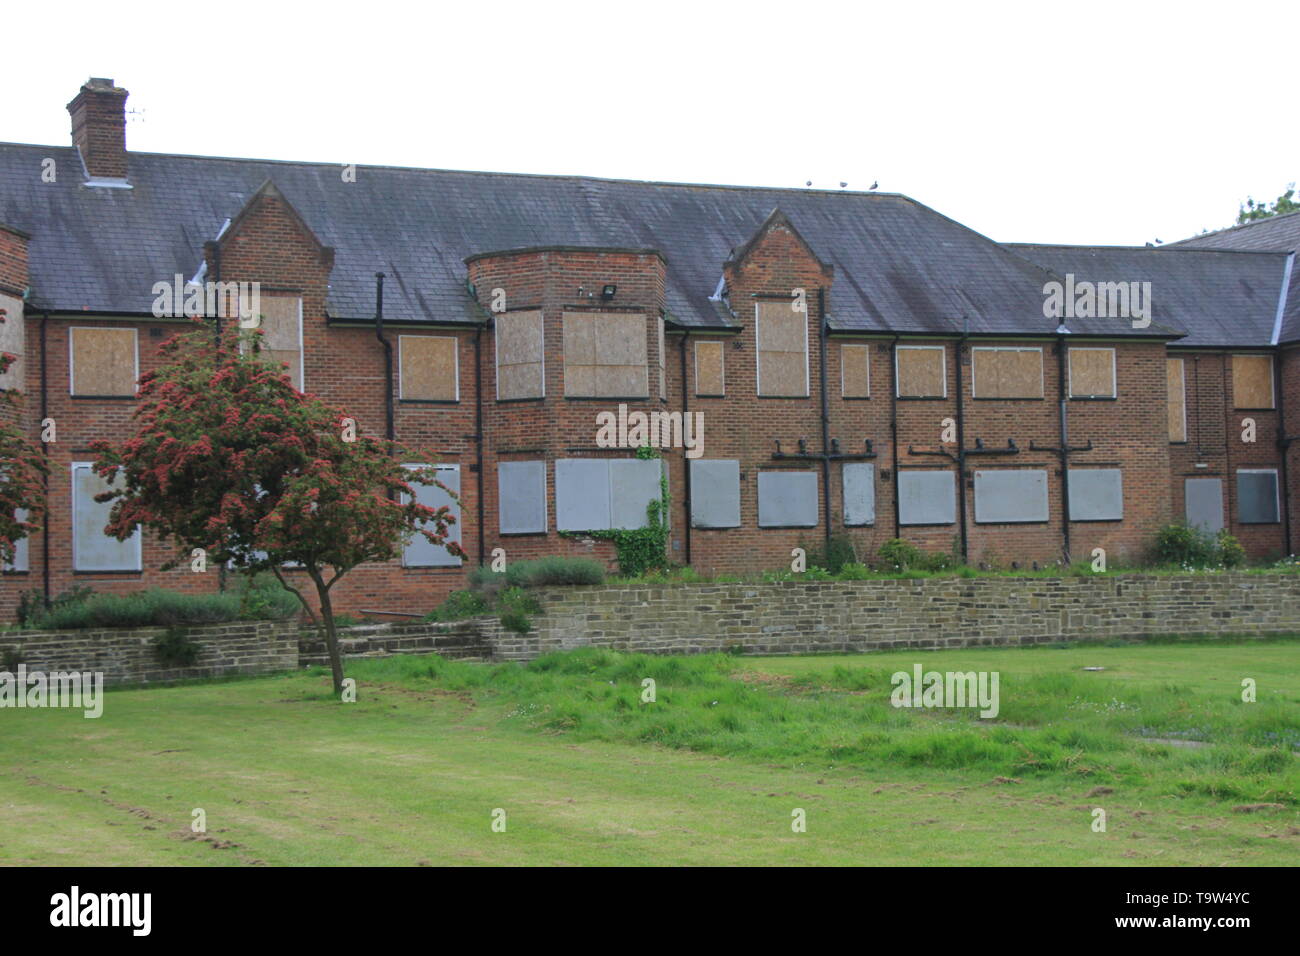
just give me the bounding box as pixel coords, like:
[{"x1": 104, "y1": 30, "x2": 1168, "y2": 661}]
[
  {"x1": 0, "y1": 307, "x2": 45, "y2": 568},
  {"x1": 91, "y1": 322, "x2": 461, "y2": 693},
  {"x1": 1237, "y1": 183, "x2": 1299, "y2": 224}
]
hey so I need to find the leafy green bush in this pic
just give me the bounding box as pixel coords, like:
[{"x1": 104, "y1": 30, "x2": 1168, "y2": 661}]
[
  {"x1": 809, "y1": 533, "x2": 858, "y2": 575},
  {"x1": 504, "y1": 556, "x2": 606, "y2": 589},
  {"x1": 1216, "y1": 529, "x2": 1246, "y2": 569},
  {"x1": 425, "y1": 589, "x2": 492, "y2": 622},
  {"x1": 153, "y1": 626, "x2": 202, "y2": 667},
  {"x1": 497, "y1": 587, "x2": 542, "y2": 635},
  {"x1": 22, "y1": 581, "x2": 299, "y2": 631},
  {"x1": 877, "y1": 538, "x2": 923, "y2": 571},
  {"x1": 1153, "y1": 523, "x2": 1246, "y2": 569}
]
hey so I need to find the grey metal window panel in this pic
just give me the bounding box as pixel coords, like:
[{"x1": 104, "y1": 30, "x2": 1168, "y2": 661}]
[
  {"x1": 842, "y1": 463, "x2": 876, "y2": 527},
  {"x1": 1237, "y1": 470, "x2": 1279, "y2": 524},
  {"x1": 690, "y1": 459, "x2": 741, "y2": 528},
  {"x1": 403, "y1": 465, "x2": 462, "y2": 567},
  {"x1": 758, "y1": 471, "x2": 818, "y2": 527},
  {"x1": 974, "y1": 469, "x2": 1049, "y2": 523},
  {"x1": 72, "y1": 464, "x2": 141, "y2": 571},
  {"x1": 899, "y1": 470, "x2": 956, "y2": 525},
  {"x1": 1068, "y1": 468, "x2": 1123, "y2": 521},
  {"x1": 1185, "y1": 478, "x2": 1224, "y2": 534},
  {"x1": 555, "y1": 459, "x2": 611, "y2": 531},
  {"x1": 498, "y1": 460, "x2": 547, "y2": 534},
  {"x1": 610, "y1": 459, "x2": 664, "y2": 530},
  {"x1": 5, "y1": 508, "x2": 28, "y2": 572}
]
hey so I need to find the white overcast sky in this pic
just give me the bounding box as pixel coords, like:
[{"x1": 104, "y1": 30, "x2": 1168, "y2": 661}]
[{"x1": 6, "y1": 0, "x2": 1297, "y2": 246}]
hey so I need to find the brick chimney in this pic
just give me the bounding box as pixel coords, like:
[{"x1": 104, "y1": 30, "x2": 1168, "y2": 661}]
[{"x1": 67, "y1": 77, "x2": 130, "y2": 180}]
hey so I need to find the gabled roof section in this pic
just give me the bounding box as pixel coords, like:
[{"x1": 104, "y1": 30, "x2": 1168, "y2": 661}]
[
  {"x1": 726, "y1": 207, "x2": 832, "y2": 274},
  {"x1": 221, "y1": 178, "x2": 331, "y2": 256},
  {"x1": 1171, "y1": 213, "x2": 1300, "y2": 345},
  {"x1": 1008, "y1": 244, "x2": 1286, "y2": 347}
]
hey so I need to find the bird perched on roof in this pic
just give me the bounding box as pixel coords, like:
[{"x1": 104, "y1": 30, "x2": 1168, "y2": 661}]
[{"x1": 870, "y1": 180, "x2": 878, "y2": 190}]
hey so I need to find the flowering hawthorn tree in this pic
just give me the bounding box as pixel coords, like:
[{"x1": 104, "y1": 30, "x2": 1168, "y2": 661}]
[
  {"x1": 91, "y1": 322, "x2": 462, "y2": 694},
  {"x1": 0, "y1": 307, "x2": 46, "y2": 567}
]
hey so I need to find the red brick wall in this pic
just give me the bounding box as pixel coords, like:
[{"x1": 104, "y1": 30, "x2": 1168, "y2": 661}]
[{"x1": 66, "y1": 79, "x2": 129, "y2": 180}]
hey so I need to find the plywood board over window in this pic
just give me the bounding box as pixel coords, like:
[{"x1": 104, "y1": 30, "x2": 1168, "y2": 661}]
[
  {"x1": 0, "y1": 293, "x2": 23, "y2": 389},
  {"x1": 841, "y1": 343, "x2": 871, "y2": 398},
  {"x1": 246, "y1": 296, "x2": 303, "y2": 390},
  {"x1": 755, "y1": 301, "x2": 808, "y2": 397},
  {"x1": 694, "y1": 340, "x2": 725, "y2": 396},
  {"x1": 1167, "y1": 358, "x2": 1186, "y2": 442},
  {"x1": 563, "y1": 311, "x2": 647, "y2": 398},
  {"x1": 399, "y1": 335, "x2": 458, "y2": 401},
  {"x1": 896, "y1": 345, "x2": 945, "y2": 398},
  {"x1": 495, "y1": 309, "x2": 544, "y2": 400},
  {"x1": 69, "y1": 327, "x2": 137, "y2": 396},
  {"x1": 1232, "y1": 354, "x2": 1274, "y2": 409},
  {"x1": 1068, "y1": 347, "x2": 1115, "y2": 398},
  {"x1": 972, "y1": 347, "x2": 1043, "y2": 399}
]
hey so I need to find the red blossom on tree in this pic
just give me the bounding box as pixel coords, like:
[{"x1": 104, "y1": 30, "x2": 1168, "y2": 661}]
[
  {"x1": 0, "y1": 307, "x2": 46, "y2": 567},
  {"x1": 91, "y1": 321, "x2": 461, "y2": 693}
]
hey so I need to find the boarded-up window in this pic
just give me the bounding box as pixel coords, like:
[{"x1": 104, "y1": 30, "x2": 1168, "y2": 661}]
[
  {"x1": 972, "y1": 347, "x2": 1043, "y2": 399},
  {"x1": 843, "y1": 462, "x2": 875, "y2": 526},
  {"x1": 1068, "y1": 347, "x2": 1116, "y2": 398},
  {"x1": 495, "y1": 309, "x2": 544, "y2": 400},
  {"x1": 898, "y1": 470, "x2": 956, "y2": 525},
  {"x1": 1068, "y1": 468, "x2": 1123, "y2": 521},
  {"x1": 563, "y1": 312, "x2": 648, "y2": 397},
  {"x1": 4, "y1": 508, "x2": 29, "y2": 572},
  {"x1": 1167, "y1": 358, "x2": 1186, "y2": 442},
  {"x1": 974, "y1": 470, "x2": 1049, "y2": 523},
  {"x1": 555, "y1": 458, "x2": 663, "y2": 531},
  {"x1": 69, "y1": 327, "x2": 137, "y2": 396},
  {"x1": 695, "y1": 340, "x2": 725, "y2": 396},
  {"x1": 71, "y1": 462, "x2": 140, "y2": 571},
  {"x1": 254, "y1": 296, "x2": 303, "y2": 391},
  {"x1": 1232, "y1": 354, "x2": 1274, "y2": 409},
  {"x1": 1185, "y1": 478, "x2": 1223, "y2": 533},
  {"x1": 1237, "y1": 469, "x2": 1280, "y2": 524},
  {"x1": 402, "y1": 464, "x2": 462, "y2": 567},
  {"x1": 755, "y1": 301, "x2": 808, "y2": 397},
  {"x1": 841, "y1": 343, "x2": 871, "y2": 398},
  {"x1": 896, "y1": 346, "x2": 945, "y2": 398},
  {"x1": 498, "y1": 461, "x2": 547, "y2": 534},
  {"x1": 757, "y1": 471, "x2": 818, "y2": 527},
  {"x1": 399, "y1": 335, "x2": 458, "y2": 401},
  {"x1": 690, "y1": 459, "x2": 741, "y2": 528},
  {"x1": 0, "y1": 293, "x2": 23, "y2": 389}
]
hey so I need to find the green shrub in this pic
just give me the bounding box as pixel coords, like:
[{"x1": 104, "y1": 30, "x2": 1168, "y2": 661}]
[
  {"x1": 497, "y1": 587, "x2": 542, "y2": 635},
  {"x1": 153, "y1": 625, "x2": 202, "y2": 668},
  {"x1": 22, "y1": 581, "x2": 299, "y2": 631},
  {"x1": 1153, "y1": 523, "x2": 1246, "y2": 569},
  {"x1": 878, "y1": 538, "x2": 923, "y2": 571},
  {"x1": 809, "y1": 533, "x2": 858, "y2": 575},
  {"x1": 1216, "y1": 530, "x2": 1246, "y2": 569},
  {"x1": 426, "y1": 589, "x2": 492, "y2": 622},
  {"x1": 504, "y1": 556, "x2": 606, "y2": 589}
]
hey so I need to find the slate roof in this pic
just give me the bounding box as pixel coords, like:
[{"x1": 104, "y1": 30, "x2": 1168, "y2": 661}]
[
  {"x1": 1007, "y1": 244, "x2": 1290, "y2": 348},
  {"x1": 0, "y1": 141, "x2": 1174, "y2": 338},
  {"x1": 1169, "y1": 213, "x2": 1300, "y2": 345}
]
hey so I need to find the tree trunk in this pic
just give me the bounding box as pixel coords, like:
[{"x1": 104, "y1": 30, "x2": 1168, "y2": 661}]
[{"x1": 308, "y1": 567, "x2": 345, "y2": 696}]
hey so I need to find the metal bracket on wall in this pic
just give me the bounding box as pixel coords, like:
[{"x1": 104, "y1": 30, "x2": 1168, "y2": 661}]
[
  {"x1": 1030, "y1": 438, "x2": 1093, "y2": 454},
  {"x1": 772, "y1": 438, "x2": 877, "y2": 462},
  {"x1": 907, "y1": 438, "x2": 1020, "y2": 462}
]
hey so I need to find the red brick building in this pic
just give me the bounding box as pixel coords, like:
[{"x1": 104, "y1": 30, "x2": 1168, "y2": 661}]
[{"x1": 1, "y1": 78, "x2": 1297, "y2": 617}]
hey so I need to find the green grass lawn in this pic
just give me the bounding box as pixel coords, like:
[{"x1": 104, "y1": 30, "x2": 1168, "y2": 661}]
[{"x1": 1, "y1": 637, "x2": 1297, "y2": 866}]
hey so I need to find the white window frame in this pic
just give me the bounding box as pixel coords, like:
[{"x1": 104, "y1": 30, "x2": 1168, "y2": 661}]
[
  {"x1": 895, "y1": 344, "x2": 947, "y2": 399},
  {"x1": 840, "y1": 342, "x2": 871, "y2": 398},
  {"x1": 237, "y1": 298, "x2": 305, "y2": 390},
  {"x1": 1237, "y1": 468, "x2": 1281, "y2": 524},
  {"x1": 398, "y1": 334, "x2": 460, "y2": 402},
  {"x1": 3, "y1": 508, "x2": 29, "y2": 572},
  {"x1": 70, "y1": 461, "x2": 142, "y2": 571},
  {"x1": 754, "y1": 302, "x2": 810, "y2": 398},
  {"x1": 694, "y1": 338, "x2": 726, "y2": 396},
  {"x1": 68, "y1": 326, "x2": 139, "y2": 396},
  {"x1": 1066, "y1": 346, "x2": 1117, "y2": 399},
  {"x1": 494, "y1": 310, "x2": 546, "y2": 401},
  {"x1": 971, "y1": 345, "x2": 1044, "y2": 399},
  {"x1": 401, "y1": 462, "x2": 462, "y2": 568}
]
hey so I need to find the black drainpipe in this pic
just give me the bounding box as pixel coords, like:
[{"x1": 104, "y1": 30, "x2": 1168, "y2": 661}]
[
  {"x1": 817, "y1": 288, "x2": 832, "y2": 553},
  {"x1": 954, "y1": 332, "x2": 969, "y2": 563},
  {"x1": 679, "y1": 328, "x2": 692, "y2": 565},
  {"x1": 474, "y1": 321, "x2": 485, "y2": 568},
  {"x1": 890, "y1": 335, "x2": 901, "y2": 537},
  {"x1": 374, "y1": 273, "x2": 394, "y2": 443},
  {"x1": 1275, "y1": 351, "x2": 1292, "y2": 555},
  {"x1": 39, "y1": 309, "x2": 50, "y2": 606},
  {"x1": 1057, "y1": 334, "x2": 1073, "y2": 564}
]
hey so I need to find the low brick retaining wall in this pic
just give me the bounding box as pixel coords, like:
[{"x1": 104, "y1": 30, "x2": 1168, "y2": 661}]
[
  {"x1": 3, "y1": 573, "x2": 1297, "y2": 682},
  {"x1": 493, "y1": 573, "x2": 1300, "y2": 660},
  {"x1": 0, "y1": 620, "x2": 299, "y2": 685}
]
